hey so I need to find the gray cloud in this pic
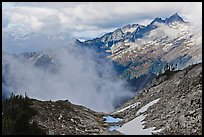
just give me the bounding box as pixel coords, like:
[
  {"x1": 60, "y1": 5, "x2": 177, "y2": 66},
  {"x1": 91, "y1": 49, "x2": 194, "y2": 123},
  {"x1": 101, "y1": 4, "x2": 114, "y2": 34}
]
[
  {"x1": 3, "y1": 2, "x2": 202, "y2": 37},
  {"x1": 3, "y1": 2, "x2": 201, "y2": 54},
  {"x1": 3, "y1": 44, "x2": 134, "y2": 112},
  {"x1": 2, "y1": 29, "x2": 75, "y2": 53}
]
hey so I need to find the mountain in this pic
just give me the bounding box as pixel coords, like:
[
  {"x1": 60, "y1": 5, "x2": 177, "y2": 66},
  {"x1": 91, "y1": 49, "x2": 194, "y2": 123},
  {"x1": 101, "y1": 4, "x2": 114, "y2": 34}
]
[
  {"x1": 110, "y1": 63, "x2": 202, "y2": 135},
  {"x1": 30, "y1": 99, "x2": 107, "y2": 135},
  {"x1": 2, "y1": 51, "x2": 57, "y2": 99},
  {"x1": 165, "y1": 13, "x2": 185, "y2": 24},
  {"x1": 80, "y1": 13, "x2": 201, "y2": 91},
  {"x1": 2, "y1": 27, "x2": 73, "y2": 53},
  {"x1": 2, "y1": 94, "x2": 107, "y2": 135},
  {"x1": 82, "y1": 13, "x2": 186, "y2": 48}
]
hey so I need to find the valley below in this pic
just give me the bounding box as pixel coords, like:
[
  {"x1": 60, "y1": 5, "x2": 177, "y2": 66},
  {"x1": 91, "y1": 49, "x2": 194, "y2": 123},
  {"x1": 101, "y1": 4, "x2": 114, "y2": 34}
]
[{"x1": 2, "y1": 63, "x2": 202, "y2": 135}]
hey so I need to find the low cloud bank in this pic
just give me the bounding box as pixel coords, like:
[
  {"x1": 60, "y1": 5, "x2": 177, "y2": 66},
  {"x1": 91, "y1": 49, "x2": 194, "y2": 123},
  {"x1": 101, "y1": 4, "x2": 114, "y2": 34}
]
[{"x1": 3, "y1": 44, "x2": 134, "y2": 112}]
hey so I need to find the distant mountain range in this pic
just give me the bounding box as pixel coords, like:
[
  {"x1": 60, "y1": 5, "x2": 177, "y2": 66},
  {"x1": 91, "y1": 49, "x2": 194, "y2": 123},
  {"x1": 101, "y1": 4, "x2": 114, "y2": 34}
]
[
  {"x1": 80, "y1": 13, "x2": 186, "y2": 47},
  {"x1": 79, "y1": 13, "x2": 201, "y2": 88}
]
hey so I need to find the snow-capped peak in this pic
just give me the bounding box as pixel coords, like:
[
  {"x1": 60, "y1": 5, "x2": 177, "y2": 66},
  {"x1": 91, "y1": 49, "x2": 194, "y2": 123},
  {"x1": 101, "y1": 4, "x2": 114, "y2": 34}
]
[
  {"x1": 149, "y1": 13, "x2": 185, "y2": 26},
  {"x1": 77, "y1": 38, "x2": 86, "y2": 42},
  {"x1": 150, "y1": 18, "x2": 164, "y2": 25},
  {"x1": 122, "y1": 24, "x2": 140, "y2": 34},
  {"x1": 165, "y1": 13, "x2": 185, "y2": 24}
]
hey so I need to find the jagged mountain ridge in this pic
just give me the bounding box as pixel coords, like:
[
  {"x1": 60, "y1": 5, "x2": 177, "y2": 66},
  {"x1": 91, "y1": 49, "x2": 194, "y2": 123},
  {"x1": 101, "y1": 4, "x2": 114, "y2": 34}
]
[
  {"x1": 81, "y1": 13, "x2": 186, "y2": 49},
  {"x1": 80, "y1": 13, "x2": 201, "y2": 82}
]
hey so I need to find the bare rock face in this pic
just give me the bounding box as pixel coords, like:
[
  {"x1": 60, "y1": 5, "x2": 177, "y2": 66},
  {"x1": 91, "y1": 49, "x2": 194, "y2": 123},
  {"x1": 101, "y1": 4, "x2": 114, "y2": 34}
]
[
  {"x1": 30, "y1": 99, "x2": 107, "y2": 135},
  {"x1": 112, "y1": 63, "x2": 202, "y2": 135}
]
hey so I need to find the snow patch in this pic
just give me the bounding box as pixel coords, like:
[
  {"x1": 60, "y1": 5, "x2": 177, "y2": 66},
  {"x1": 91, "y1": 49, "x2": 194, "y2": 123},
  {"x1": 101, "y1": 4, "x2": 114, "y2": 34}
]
[
  {"x1": 117, "y1": 98, "x2": 160, "y2": 135},
  {"x1": 136, "y1": 98, "x2": 160, "y2": 115},
  {"x1": 112, "y1": 102, "x2": 141, "y2": 114},
  {"x1": 117, "y1": 114, "x2": 155, "y2": 135},
  {"x1": 109, "y1": 125, "x2": 121, "y2": 131}
]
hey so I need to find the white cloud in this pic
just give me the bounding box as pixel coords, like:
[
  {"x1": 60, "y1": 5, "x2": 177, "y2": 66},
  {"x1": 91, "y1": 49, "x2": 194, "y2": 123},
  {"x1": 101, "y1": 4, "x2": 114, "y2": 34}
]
[
  {"x1": 179, "y1": 2, "x2": 202, "y2": 31},
  {"x1": 2, "y1": 2, "x2": 202, "y2": 38},
  {"x1": 3, "y1": 45, "x2": 134, "y2": 112}
]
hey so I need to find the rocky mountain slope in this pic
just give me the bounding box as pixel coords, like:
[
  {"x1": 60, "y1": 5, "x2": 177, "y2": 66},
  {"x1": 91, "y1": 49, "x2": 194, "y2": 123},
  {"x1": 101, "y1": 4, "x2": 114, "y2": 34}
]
[
  {"x1": 81, "y1": 13, "x2": 202, "y2": 89},
  {"x1": 2, "y1": 94, "x2": 109, "y2": 135},
  {"x1": 29, "y1": 99, "x2": 106, "y2": 135},
  {"x1": 110, "y1": 62, "x2": 202, "y2": 135}
]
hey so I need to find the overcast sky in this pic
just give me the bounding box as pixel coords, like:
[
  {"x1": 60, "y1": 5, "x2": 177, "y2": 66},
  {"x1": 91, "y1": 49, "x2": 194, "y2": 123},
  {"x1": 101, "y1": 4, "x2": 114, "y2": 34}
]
[{"x1": 2, "y1": 2, "x2": 202, "y2": 39}]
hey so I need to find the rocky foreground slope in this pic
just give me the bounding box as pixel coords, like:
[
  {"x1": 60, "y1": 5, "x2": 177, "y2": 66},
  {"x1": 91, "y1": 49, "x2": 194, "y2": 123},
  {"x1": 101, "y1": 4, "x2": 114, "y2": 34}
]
[
  {"x1": 29, "y1": 99, "x2": 107, "y2": 135},
  {"x1": 111, "y1": 62, "x2": 202, "y2": 135},
  {"x1": 30, "y1": 62, "x2": 202, "y2": 135},
  {"x1": 2, "y1": 63, "x2": 202, "y2": 135}
]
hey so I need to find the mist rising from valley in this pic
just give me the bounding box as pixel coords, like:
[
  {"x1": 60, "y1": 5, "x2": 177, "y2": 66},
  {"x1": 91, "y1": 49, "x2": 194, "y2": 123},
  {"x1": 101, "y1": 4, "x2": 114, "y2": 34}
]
[{"x1": 2, "y1": 43, "x2": 134, "y2": 112}]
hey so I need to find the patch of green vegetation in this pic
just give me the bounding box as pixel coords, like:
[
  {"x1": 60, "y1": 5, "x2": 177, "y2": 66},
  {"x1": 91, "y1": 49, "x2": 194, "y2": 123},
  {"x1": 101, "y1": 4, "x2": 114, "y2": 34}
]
[{"x1": 2, "y1": 93, "x2": 46, "y2": 135}]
